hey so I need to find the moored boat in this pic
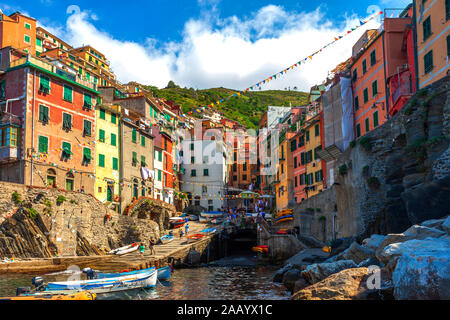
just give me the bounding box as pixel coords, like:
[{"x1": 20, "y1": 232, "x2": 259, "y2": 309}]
[
  {"x1": 200, "y1": 228, "x2": 216, "y2": 235},
  {"x1": 170, "y1": 217, "x2": 187, "y2": 229},
  {"x1": 186, "y1": 233, "x2": 205, "y2": 243},
  {"x1": 160, "y1": 234, "x2": 175, "y2": 244},
  {"x1": 95, "y1": 266, "x2": 172, "y2": 281},
  {"x1": 1, "y1": 291, "x2": 96, "y2": 300}
]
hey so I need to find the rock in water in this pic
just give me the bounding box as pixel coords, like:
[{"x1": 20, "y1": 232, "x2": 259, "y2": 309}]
[
  {"x1": 388, "y1": 237, "x2": 450, "y2": 300},
  {"x1": 282, "y1": 268, "x2": 302, "y2": 292},
  {"x1": 273, "y1": 263, "x2": 293, "y2": 283},
  {"x1": 291, "y1": 268, "x2": 369, "y2": 300},
  {"x1": 285, "y1": 248, "x2": 330, "y2": 267},
  {"x1": 301, "y1": 260, "x2": 357, "y2": 285}
]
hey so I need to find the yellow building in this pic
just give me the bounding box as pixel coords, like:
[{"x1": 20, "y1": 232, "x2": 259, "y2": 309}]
[
  {"x1": 95, "y1": 103, "x2": 121, "y2": 212},
  {"x1": 414, "y1": 0, "x2": 450, "y2": 89},
  {"x1": 275, "y1": 131, "x2": 295, "y2": 211},
  {"x1": 303, "y1": 111, "x2": 324, "y2": 199}
]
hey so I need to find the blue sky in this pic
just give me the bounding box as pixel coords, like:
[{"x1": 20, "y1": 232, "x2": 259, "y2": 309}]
[{"x1": 0, "y1": 0, "x2": 411, "y2": 90}]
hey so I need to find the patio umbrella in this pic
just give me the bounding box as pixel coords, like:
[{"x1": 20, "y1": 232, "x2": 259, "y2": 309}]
[{"x1": 239, "y1": 191, "x2": 260, "y2": 199}]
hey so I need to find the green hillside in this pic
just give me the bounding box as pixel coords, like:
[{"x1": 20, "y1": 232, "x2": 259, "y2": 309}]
[{"x1": 143, "y1": 83, "x2": 309, "y2": 129}]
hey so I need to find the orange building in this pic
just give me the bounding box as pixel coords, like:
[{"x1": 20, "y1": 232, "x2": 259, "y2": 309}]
[
  {"x1": 413, "y1": 0, "x2": 450, "y2": 89},
  {"x1": 0, "y1": 11, "x2": 37, "y2": 55}
]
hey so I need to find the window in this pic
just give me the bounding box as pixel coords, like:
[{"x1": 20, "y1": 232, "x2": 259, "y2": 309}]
[
  {"x1": 424, "y1": 50, "x2": 433, "y2": 74},
  {"x1": 203, "y1": 169, "x2": 209, "y2": 176},
  {"x1": 233, "y1": 175, "x2": 237, "y2": 181},
  {"x1": 111, "y1": 133, "x2": 117, "y2": 146},
  {"x1": 191, "y1": 156, "x2": 195, "y2": 164},
  {"x1": 243, "y1": 162, "x2": 247, "y2": 171},
  {"x1": 62, "y1": 142, "x2": 72, "y2": 159},
  {"x1": 190, "y1": 143, "x2": 194, "y2": 151},
  {"x1": 363, "y1": 88, "x2": 369, "y2": 103},
  {"x1": 39, "y1": 75, "x2": 50, "y2": 93},
  {"x1": 295, "y1": 176, "x2": 298, "y2": 187},
  {"x1": 99, "y1": 129, "x2": 105, "y2": 142},
  {"x1": 294, "y1": 156, "x2": 298, "y2": 169},
  {"x1": 111, "y1": 113, "x2": 116, "y2": 124},
  {"x1": 24, "y1": 35, "x2": 31, "y2": 43},
  {"x1": 423, "y1": 16, "x2": 431, "y2": 41},
  {"x1": 234, "y1": 152, "x2": 237, "y2": 161},
  {"x1": 158, "y1": 150, "x2": 162, "y2": 162},
  {"x1": 4, "y1": 127, "x2": 18, "y2": 147},
  {"x1": 66, "y1": 173, "x2": 74, "y2": 191},
  {"x1": 83, "y1": 93, "x2": 92, "y2": 110},
  {"x1": 447, "y1": 0, "x2": 450, "y2": 20},
  {"x1": 362, "y1": 59, "x2": 367, "y2": 74},
  {"x1": 448, "y1": 34, "x2": 450, "y2": 56},
  {"x1": 36, "y1": 38, "x2": 41, "y2": 47},
  {"x1": 365, "y1": 118, "x2": 370, "y2": 133},
  {"x1": 373, "y1": 111, "x2": 379, "y2": 128},
  {"x1": 233, "y1": 163, "x2": 237, "y2": 172},
  {"x1": 307, "y1": 150, "x2": 313, "y2": 163},
  {"x1": 356, "y1": 123, "x2": 361, "y2": 138},
  {"x1": 47, "y1": 169, "x2": 56, "y2": 186},
  {"x1": 99, "y1": 108, "x2": 105, "y2": 120},
  {"x1": 141, "y1": 135, "x2": 145, "y2": 147},
  {"x1": 62, "y1": 113, "x2": 72, "y2": 131},
  {"x1": 191, "y1": 169, "x2": 197, "y2": 177},
  {"x1": 314, "y1": 146, "x2": 322, "y2": 160},
  {"x1": 352, "y1": 68, "x2": 357, "y2": 82},
  {"x1": 315, "y1": 124, "x2": 320, "y2": 136},
  {"x1": 372, "y1": 80, "x2": 378, "y2": 97},
  {"x1": 83, "y1": 148, "x2": 92, "y2": 164},
  {"x1": 315, "y1": 170, "x2": 323, "y2": 182},
  {"x1": 0, "y1": 80, "x2": 5, "y2": 99},
  {"x1": 306, "y1": 130, "x2": 310, "y2": 142},
  {"x1": 354, "y1": 96, "x2": 360, "y2": 111},
  {"x1": 290, "y1": 139, "x2": 297, "y2": 151},
  {"x1": 301, "y1": 152, "x2": 305, "y2": 165},
  {"x1": 141, "y1": 156, "x2": 146, "y2": 167},
  {"x1": 25, "y1": 22, "x2": 31, "y2": 30},
  {"x1": 63, "y1": 85, "x2": 72, "y2": 102},
  {"x1": 158, "y1": 170, "x2": 162, "y2": 181},
  {"x1": 243, "y1": 174, "x2": 247, "y2": 180},
  {"x1": 39, "y1": 105, "x2": 49, "y2": 123},
  {"x1": 98, "y1": 154, "x2": 105, "y2": 167},
  {"x1": 132, "y1": 152, "x2": 138, "y2": 166},
  {"x1": 370, "y1": 50, "x2": 376, "y2": 66},
  {"x1": 132, "y1": 128, "x2": 137, "y2": 143}
]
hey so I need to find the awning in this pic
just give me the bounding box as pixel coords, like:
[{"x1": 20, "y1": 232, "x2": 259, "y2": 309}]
[{"x1": 316, "y1": 144, "x2": 343, "y2": 162}]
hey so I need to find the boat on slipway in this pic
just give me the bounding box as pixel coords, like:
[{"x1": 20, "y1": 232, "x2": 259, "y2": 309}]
[
  {"x1": 160, "y1": 234, "x2": 175, "y2": 244},
  {"x1": 186, "y1": 233, "x2": 205, "y2": 243},
  {"x1": 109, "y1": 243, "x2": 139, "y2": 255},
  {"x1": 200, "y1": 228, "x2": 216, "y2": 235}
]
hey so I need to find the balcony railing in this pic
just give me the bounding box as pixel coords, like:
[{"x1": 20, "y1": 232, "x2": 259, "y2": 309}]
[{"x1": 10, "y1": 55, "x2": 97, "y2": 91}]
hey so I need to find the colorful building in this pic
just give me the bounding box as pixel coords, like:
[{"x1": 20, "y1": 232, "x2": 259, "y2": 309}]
[
  {"x1": 291, "y1": 129, "x2": 307, "y2": 204},
  {"x1": 0, "y1": 49, "x2": 98, "y2": 193},
  {"x1": 0, "y1": 11, "x2": 37, "y2": 55},
  {"x1": 413, "y1": 0, "x2": 450, "y2": 89},
  {"x1": 95, "y1": 103, "x2": 121, "y2": 211}
]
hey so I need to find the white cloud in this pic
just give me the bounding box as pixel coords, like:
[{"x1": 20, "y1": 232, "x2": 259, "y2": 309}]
[{"x1": 53, "y1": 4, "x2": 384, "y2": 91}]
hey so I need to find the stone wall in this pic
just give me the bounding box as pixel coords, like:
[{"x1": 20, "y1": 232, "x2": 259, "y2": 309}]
[
  {"x1": 292, "y1": 75, "x2": 450, "y2": 244},
  {"x1": 0, "y1": 182, "x2": 175, "y2": 259}
]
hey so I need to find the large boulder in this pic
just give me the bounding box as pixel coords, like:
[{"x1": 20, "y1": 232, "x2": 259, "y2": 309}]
[
  {"x1": 282, "y1": 268, "x2": 303, "y2": 292},
  {"x1": 442, "y1": 216, "x2": 450, "y2": 234},
  {"x1": 388, "y1": 237, "x2": 450, "y2": 300},
  {"x1": 273, "y1": 263, "x2": 293, "y2": 283},
  {"x1": 285, "y1": 248, "x2": 330, "y2": 268},
  {"x1": 362, "y1": 234, "x2": 386, "y2": 251},
  {"x1": 403, "y1": 225, "x2": 446, "y2": 239},
  {"x1": 421, "y1": 218, "x2": 447, "y2": 229},
  {"x1": 301, "y1": 260, "x2": 357, "y2": 285},
  {"x1": 291, "y1": 268, "x2": 369, "y2": 300},
  {"x1": 337, "y1": 242, "x2": 376, "y2": 264},
  {"x1": 375, "y1": 234, "x2": 409, "y2": 263}
]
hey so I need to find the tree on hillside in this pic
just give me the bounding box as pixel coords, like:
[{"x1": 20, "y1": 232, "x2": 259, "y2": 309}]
[{"x1": 166, "y1": 80, "x2": 177, "y2": 89}]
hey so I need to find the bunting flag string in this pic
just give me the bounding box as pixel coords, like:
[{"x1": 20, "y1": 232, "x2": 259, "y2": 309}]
[{"x1": 184, "y1": 11, "x2": 383, "y2": 116}]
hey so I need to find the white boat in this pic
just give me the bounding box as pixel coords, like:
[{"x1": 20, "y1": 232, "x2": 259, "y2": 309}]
[
  {"x1": 47, "y1": 270, "x2": 157, "y2": 291},
  {"x1": 160, "y1": 234, "x2": 175, "y2": 244},
  {"x1": 200, "y1": 211, "x2": 223, "y2": 218},
  {"x1": 108, "y1": 243, "x2": 138, "y2": 255}
]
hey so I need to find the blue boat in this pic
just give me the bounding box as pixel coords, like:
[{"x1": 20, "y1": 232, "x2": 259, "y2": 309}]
[
  {"x1": 160, "y1": 234, "x2": 175, "y2": 244},
  {"x1": 200, "y1": 228, "x2": 217, "y2": 235}
]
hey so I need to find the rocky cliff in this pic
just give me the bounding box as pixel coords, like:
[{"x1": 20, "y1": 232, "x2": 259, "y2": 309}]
[
  {"x1": 0, "y1": 183, "x2": 175, "y2": 259},
  {"x1": 293, "y1": 75, "x2": 450, "y2": 243}
]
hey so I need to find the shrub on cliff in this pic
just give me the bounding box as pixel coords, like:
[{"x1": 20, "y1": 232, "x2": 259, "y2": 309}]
[{"x1": 56, "y1": 195, "x2": 66, "y2": 205}]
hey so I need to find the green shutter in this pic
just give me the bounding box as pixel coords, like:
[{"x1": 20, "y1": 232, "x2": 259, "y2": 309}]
[
  {"x1": 424, "y1": 51, "x2": 433, "y2": 74},
  {"x1": 354, "y1": 96, "x2": 359, "y2": 111},
  {"x1": 39, "y1": 75, "x2": 50, "y2": 93},
  {"x1": 83, "y1": 148, "x2": 92, "y2": 162},
  {"x1": 365, "y1": 118, "x2": 370, "y2": 132},
  {"x1": 372, "y1": 80, "x2": 378, "y2": 96},
  {"x1": 158, "y1": 170, "x2": 162, "y2": 181},
  {"x1": 363, "y1": 88, "x2": 369, "y2": 103},
  {"x1": 62, "y1": 113, "x2": 72, "y2": 130},
  {"x1": 83, "y1": 120, "x2": 91, "y2": 136},
  {"x1": 99, "y1": 154, "x2": 105, "y2": 167},
  {"x1": 83, "y1": 93, "x2": 92, "y2": 110},
  {"x1": 141, "y1": 156, "x2": 146, "y2": 167},
  {"x1": 423, "y1": 16, "x2": 431, "y2": 41},
  {"x1": 132, "y1": 128, "x2": 137, "y2": 142},
  {"x1": 24, "y1": 35, "x2": 31, "y2": 43},
  {"x1": 62, "y1": 142, "x2": 72, "y2": 157},
  {"x1": 306, "y1": 130, "x2": 310, "y2": 142},
  {"x1": 111, "y1": 113, "x2": 117, "y2": 124},
  {"x1": 356, "y1": 124, "x2": 361, "y2": 137},
  {"x1": 315, "y1": 124, "x2": 320, "y2": 136},
  {"x1": 63, "y1": 85, "x2": 72, "y2": 102},
  {"x1": 362, "y1": 59, "x2": 367, "y2": 74},
  {"x1": 112, "y1": 157, "x2": 118, "y2": 170},
  {"x1": 158, "y1": 151, "x2": 162, "y2": 162},
  {"x1": 99, "y1": 108, "x2": 105, "y2": 120},
  {"x1": 39, "y1": 105, "x2": 49, "y2": 123},
  {"x1": 38, "y1": 136, "x2": 48, "y2": 153},
  {"x1": 111, "y1": 133, "x2": 117, "y2": 146},
  {"x1": 132, "y1": 152, "x2": 138, "y2": 164},
  {"x1": 141, "y1": 135, "x2": 145, "y2": 147},
  {"x1": 373, "y1": 111, "x2": 379, "y2": 128},
  {"x1": 99, "y1": 129, "x2": 105, "y2": 142},
  {"x1": 370, "y1": 50, "x2": 376, "y2": 66}
]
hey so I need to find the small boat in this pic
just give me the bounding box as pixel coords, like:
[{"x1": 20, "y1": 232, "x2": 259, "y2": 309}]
[
  {"x1": 276, "y1": 229, "x2": 288, "y2": 234},
  {"x1": 200, "y1": 211, "x2": 223, "y2": 218},
  {"x1": 109, "y1": 243, "x2": 138, "y2": 255},
  {"x1": 96, "y1": 266, "x2": 172, "y2": 281},
  {"x1": 188, "y1": 214, "x2": 199, "y2": 221},
  {"x1": 200, "y1": 228, "x2": 216, "y2": 235},
  {"x1": 160, "y1": 234, "x2": 175, "y2": 244},
  {"x1": 274, "y1": 215, "x2": 294, "y2": 224},
  {"x1": 1, "y1": 291, "x2": 96, "y2": 300},
  {"x1": 276, "y1": 209, "x2": 293, "y2": 218},
  {"x1": 186, "y1": 233, "x2": 205, "y2": 243},
  {"x1": 47, "y1": 269, "x2": 157, "y2": 291},
  {"x1": 171, "y1": 219, "x2": 187, "y2": 229},
  {"x1": 199, "y1": 216, "x2": 208, "y2": 223},
  {"x1": 252, "y1": 245, "x2": 269, "y2": 253}
]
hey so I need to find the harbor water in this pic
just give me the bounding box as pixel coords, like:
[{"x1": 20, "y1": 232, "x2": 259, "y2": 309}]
[{"x1": 0, "y1": 255, "x2": 289, "y2": 300}]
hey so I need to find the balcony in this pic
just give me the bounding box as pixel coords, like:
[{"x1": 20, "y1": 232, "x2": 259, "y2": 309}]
[
  {"x1": 9, "y1": 55, "x2": 97, "y2": 91},
  {"x1": 0, "y1": 146, "x2": 18, "y2": 162}
]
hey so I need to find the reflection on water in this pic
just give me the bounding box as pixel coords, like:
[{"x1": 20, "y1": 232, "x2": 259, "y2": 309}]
[{"x1": 0, "y1": 265, "x2": 289, "y2": 300}]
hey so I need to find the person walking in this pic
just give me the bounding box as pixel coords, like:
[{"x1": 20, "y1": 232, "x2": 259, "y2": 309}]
[
  {"x1": 139, "y1": 242, "x2": 145, "y2": 257},
  {"x1": 180, "y1": 230, "x2": 184, "y2": 239},
  {"x1": 149, "y1": 238, "x2": 156, "y2": 255},
  {"x1": 185, "y1": 223, "x2": 189, "y2": 235}
]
